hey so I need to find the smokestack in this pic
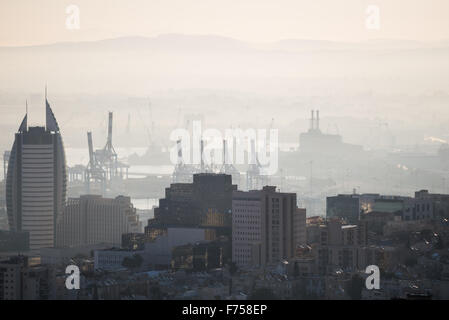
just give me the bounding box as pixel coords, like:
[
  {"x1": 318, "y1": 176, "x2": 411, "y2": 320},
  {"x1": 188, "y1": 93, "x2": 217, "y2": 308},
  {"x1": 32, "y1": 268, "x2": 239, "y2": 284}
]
[{"x1": 316, "y1": 110, "x2": 320, "y2": 130}]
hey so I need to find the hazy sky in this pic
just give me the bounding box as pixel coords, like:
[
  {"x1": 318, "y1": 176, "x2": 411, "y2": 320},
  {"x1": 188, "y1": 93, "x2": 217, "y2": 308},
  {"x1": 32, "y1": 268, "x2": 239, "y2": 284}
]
[{"x1": 1, "y1": 0, "x2": 449, "y2": 46}]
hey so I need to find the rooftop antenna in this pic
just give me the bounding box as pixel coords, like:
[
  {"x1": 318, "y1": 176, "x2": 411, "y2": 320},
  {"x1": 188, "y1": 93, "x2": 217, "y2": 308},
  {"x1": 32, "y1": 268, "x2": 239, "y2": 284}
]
[{"x1": 316, "y1": 110, "x2": 320, "y2": 131}]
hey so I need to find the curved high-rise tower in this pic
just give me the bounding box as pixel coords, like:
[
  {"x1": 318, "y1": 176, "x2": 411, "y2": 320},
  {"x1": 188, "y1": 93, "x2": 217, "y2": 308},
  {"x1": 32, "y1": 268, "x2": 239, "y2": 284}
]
[{"x1": 6, "y1": 96, "x2": 67, "y2": 252}]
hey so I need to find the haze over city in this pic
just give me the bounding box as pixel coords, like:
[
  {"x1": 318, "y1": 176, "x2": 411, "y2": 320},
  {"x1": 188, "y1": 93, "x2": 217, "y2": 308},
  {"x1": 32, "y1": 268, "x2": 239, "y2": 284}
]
[{"x1": 1, "y1": 0, "x2": 449, "y2": 304}]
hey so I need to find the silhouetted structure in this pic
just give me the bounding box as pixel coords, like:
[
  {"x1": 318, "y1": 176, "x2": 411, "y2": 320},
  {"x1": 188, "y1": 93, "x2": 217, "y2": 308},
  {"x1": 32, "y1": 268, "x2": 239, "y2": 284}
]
[
  {"x1": 146, "y1": 173, "x2": 237, "y2": 240},
  {"x1": 299, "y1": 110, "x2": 363, "y2": 155}
]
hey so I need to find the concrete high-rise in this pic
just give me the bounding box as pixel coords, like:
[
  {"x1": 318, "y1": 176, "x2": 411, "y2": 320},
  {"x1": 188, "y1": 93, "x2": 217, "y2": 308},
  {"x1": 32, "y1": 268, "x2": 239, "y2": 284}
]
[
  {"x1": 147, "y1": 173, "x2": 237, "y2": 239},
  {"x1": 56, "y1": 195, "x2": 142, "y2": 247},
  {"x1": 6, "y1": 97, "x2": 67, "y2": 252},
  {"x1": 232, "y1": 186, "x2": 306, "y2": 267}
]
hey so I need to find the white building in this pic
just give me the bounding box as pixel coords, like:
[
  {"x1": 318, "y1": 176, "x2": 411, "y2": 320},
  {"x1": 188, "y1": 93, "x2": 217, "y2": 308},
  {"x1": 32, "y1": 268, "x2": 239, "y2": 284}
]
[{"x1": 56, "y1": 195, "x2": 141, "y2": 247}]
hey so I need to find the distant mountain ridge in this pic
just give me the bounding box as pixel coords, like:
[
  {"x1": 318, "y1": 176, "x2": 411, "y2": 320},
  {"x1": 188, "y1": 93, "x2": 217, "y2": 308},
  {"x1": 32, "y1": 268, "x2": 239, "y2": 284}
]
[
  {"x1": 1, "y1": 33, "x2": 446, "y2": 53},
  {"x1": 1, "y1": 33, "x2": 448, "y2": 97}
]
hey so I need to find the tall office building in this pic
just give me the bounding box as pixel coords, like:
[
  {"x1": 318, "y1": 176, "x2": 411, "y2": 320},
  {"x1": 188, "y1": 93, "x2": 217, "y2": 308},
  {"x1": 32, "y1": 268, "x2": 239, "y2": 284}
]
[
  {"x1": 147, "y1": 173, "x2": 237, "y2": 239},
  {"x1": 232, "y1": 186, "x2": 306, "y2": 267},
  {"x1": 6, "y1": 97, "x2": 67, "y2": 252}
]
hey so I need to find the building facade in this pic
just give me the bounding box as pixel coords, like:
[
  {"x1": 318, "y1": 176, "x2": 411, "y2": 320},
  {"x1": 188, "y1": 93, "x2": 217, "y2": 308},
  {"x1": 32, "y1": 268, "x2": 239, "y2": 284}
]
[
  {"x1": 143, "y1": 227, "x2": 206, "y2": 268},
  {"x1": 56, "y1": 195, "x2": 141, "y2": 247},
  {"x1": 6, "y1": 99, "x2": 67, "y2": 252},
  {"x1": 146, "y1": 173, "x2": 237, "y2": 242},
  {"x1": 0, "y1": 255, "x2": 55, "y2": 300},
  {"x1": 232, "y1": 186, "x2": 306, "y2": 267},
  {"x1": 306, "y1": 218, "x2": 370, "y2": 274},
  {"x1": 326, "y1": 194, "x2": 361, "y2": 224}
]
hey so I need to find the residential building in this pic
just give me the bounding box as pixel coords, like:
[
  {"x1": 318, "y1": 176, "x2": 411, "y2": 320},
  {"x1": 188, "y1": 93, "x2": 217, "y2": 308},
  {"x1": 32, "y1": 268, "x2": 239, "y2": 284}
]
[
  {"x1": 232, "y1": 186, "x2": 306, "y2": 267},
  {"x1": 0, "y1": 255, "x2": 54, "y2": 300},
  {"x1": 56, "y1": 195, "x2": 141, "y2": 247},
  {"x1": 306, "y1": 218, "x2": 371, "y2": 274}
]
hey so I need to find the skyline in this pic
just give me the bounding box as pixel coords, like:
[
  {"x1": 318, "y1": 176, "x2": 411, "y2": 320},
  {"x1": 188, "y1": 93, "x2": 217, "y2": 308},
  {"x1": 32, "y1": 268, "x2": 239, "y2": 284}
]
[
  {"x1": 1, "y1": 0, "x2": 449, "y2": 46},
  {"x1": 1, "y1": 0, "x2": 449, "y2": 304},
  {"x1": 2, "y1": 32, "x2": 449, "y2": 49}
]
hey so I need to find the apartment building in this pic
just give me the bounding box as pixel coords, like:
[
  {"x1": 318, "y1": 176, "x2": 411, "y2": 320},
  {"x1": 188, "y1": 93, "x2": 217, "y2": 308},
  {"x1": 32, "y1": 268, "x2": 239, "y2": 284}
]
[{"x1": 232, "y1": 186, "x2": 306, "y2": 268}]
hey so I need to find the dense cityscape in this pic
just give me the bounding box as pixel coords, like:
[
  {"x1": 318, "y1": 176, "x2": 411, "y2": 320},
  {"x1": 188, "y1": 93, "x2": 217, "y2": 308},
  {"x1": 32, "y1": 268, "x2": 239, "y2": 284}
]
[
  {"x1": 1, "y1": 0, "x2": 449, "y2": 307},
  {"x1": 1, "y1": 97, "x2": 449, "y2": 300}
]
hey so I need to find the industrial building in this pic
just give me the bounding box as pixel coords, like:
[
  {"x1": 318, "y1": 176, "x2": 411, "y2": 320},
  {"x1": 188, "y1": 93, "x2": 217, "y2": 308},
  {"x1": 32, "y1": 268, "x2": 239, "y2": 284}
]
[{"x1": 299, "y1": 110, "x2": 363, "y2": 155}]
